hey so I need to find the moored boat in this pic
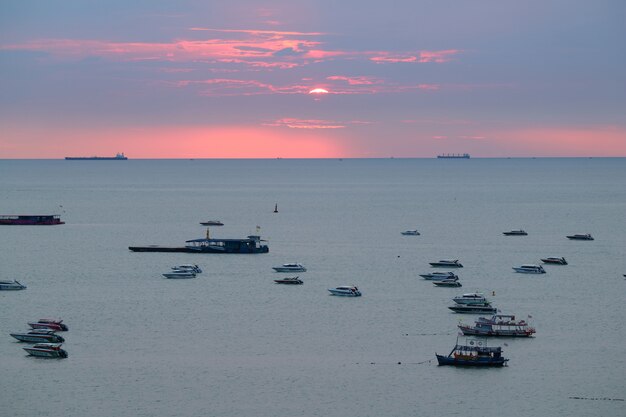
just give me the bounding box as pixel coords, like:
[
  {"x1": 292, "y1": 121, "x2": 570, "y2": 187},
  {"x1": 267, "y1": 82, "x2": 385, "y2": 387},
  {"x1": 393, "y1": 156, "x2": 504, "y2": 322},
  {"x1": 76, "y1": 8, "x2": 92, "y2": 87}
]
[
  {"x1": 23, "y1": 343, "x2": 68, "y2": 358},
  {"x1": 200, "y1": 220, "x2": 224, "y2": 226},
  {"x1": 172, "y1": 264, "x2": 202, "y2": 273},
  {"x1": 10, "y1": 329, "x2": 65, "y2": 343},
  {"x1": 130, "y1": 231, "x2": 269, "y2": 254},
  {"x1": 419, "y1": 272, "x2": 458, "y2": 281},
  {"x1": 28, "y1": 319, "x2": 68, "y2": 331},
  {"x1": 163, "y1": 271, "x2": 196, "y2": 279},
  {"x1": 436, "y1": 339, "x2": 508, "y2": 367},
  {"x1": 566, "y1": 234, "x2": 594, "y2": 240},
  {"x1": 433, "y1": 279, "x2": 462, "y2": 287},
  {"x1": 273, "y1": 263, "x2": 307, "y2": 272},
  {"x1": 0, "y1": 280, "x2": 27, "y2": 290},
  {"x1": 452, "y1": 292, "x2": 488, "y2": 305},
  {"x1": 401, "y1": 230, "x2": 420, "y2": 236},
  {"x1": 274, "y1": 276, "x2": 303, "y2": 285},
  {"x1": 541, "y1": 257, "x2": 567, "y2": 265},
  {"x1": 448, "y1": 303, "x2": 497, "y2": 314},
  {"x1": 65, "y1": 153, "x2": 127, "y2": 160},
  {"x1": 429, "y1": 259, "x2": 463, "y2": 268},
  {"x1": 459, "y1": 314, "x2": 535, "y2": 337},
  {"x1": 0, "y1": 215, "x2": 64, "y2": 226},
  {"x1": 513, "y1": 264, "x2": 546, "y2": 274},
  {"x1": 503, "y1": 230, "x2": 527, "y2": 236},
  {"x1": 328, "y1": 286, "x2": 361, "y2": 296}
]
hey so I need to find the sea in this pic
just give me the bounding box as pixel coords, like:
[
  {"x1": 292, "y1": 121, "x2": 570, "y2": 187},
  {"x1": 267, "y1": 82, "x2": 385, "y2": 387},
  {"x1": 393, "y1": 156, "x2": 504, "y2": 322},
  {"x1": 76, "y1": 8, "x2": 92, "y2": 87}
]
[{"x1": 1, "y1": 158, "x2": 625, "y2": 417}]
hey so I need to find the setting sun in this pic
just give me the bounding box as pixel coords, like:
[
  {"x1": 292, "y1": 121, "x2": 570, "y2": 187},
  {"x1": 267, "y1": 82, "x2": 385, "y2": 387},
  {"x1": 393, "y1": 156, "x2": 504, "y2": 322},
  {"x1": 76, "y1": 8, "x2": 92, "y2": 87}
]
[{"x1": 308, "y1": 88, "x2": 329, "y2": 94}]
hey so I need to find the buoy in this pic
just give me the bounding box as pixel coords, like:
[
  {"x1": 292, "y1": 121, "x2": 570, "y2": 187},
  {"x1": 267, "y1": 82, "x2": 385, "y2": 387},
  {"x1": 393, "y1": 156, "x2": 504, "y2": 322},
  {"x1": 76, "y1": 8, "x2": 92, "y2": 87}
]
[{"x1": 274, "y1": 203, "x2": 278, "y2": 213}]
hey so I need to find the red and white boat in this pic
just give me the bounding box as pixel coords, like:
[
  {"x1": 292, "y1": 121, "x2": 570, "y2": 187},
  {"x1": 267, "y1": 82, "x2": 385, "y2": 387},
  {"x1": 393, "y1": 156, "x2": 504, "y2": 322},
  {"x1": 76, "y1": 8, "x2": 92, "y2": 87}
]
[{"x1": 28, "y1": 318, "x2": 69, "y2": 331}]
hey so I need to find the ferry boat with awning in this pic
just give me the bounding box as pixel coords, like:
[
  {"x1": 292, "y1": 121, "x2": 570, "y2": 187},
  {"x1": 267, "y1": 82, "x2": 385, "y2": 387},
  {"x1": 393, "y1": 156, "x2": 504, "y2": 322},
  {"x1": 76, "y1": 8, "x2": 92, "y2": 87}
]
[{"x1": 130, "y1": 230, "x2": 269, "y2": 254}]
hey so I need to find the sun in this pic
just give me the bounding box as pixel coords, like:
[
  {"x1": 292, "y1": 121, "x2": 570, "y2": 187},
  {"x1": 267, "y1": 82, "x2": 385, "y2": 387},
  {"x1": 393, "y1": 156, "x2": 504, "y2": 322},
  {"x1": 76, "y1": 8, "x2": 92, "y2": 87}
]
[{"x1": 308, "y1": 88, "x2": 329, "y2": 94}]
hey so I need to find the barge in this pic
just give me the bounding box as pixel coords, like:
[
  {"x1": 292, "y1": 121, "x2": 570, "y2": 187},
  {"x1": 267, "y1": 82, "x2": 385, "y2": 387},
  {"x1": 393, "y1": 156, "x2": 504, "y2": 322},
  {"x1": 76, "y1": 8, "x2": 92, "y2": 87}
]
[
  {"x1": 65, "y1": 153, "x2": 127, "y2": 160},
  {"x1": 0, "y1": 215, "x2": 64, "y2": 225},
  {"x1": 130, "y1": 233, "x2": 269, "y2": 254}
]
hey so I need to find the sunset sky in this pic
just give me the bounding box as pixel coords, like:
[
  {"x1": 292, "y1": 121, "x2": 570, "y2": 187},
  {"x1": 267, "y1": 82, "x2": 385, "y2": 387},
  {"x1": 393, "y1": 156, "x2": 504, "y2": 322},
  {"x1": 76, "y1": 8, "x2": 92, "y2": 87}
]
[{"x1": 1, "y1": 1, "x2": 625, "y2": 158}]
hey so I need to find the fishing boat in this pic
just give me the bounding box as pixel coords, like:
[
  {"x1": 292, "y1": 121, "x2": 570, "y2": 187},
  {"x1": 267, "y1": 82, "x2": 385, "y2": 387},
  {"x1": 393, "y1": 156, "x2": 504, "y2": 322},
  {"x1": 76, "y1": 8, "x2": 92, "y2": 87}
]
[
  {"x1": 512, "y1": 264, "x2": 546, "y2": 274},
  {"x1": 274, "y1": 276, "x2": 303, "y2": 285},
  {"x1": 503, "y1": 230, "x2": 527, "y2": 236},
  {"x1": 429, "y1": 260, "x2": 463, "y2": 268},
  {"x1": 448, "y1": 303, "x2": 497, "y2": 314},
  {"x1": 566, "y1": 234, "x2": 594, "y2": 240},
  {"x1": 0, "y1": 215, "x2": 64, "y2": 226},
  {"x1": 23, "y1": 343, "x2": 68, "y2": 358},
  {"x1": 272, "y1": 263, "x2": 307, "y2": 272},
  {"x1": 541, "y1": 257, "x2": 567, "y2": 265},
  {"x1": 0, "y1": 280, "x2": 27, "y2": 290},
  {"x1": 419, "y1": 272, "x2": 458, "y2": 281},
  {"x1": 433, "y1": 279, "x2": 462, "y2": 287},
  {"x1": 328, "y1": 286, "x2": 361, "y2": 296},
  {"x1": 436, "y1": 339, "x2": 508, "y2": 367},
  {"x1": 459, "y1": 314, "x2": 536, "y2": 337},
  {"x1": 28, "y1": 319, "x2": 68, "y2": 331},
  {"x1": 401, "y1": 230, "x2": 420, "y2": 236},
  {"x1": 10, "y1": 329, "x2": 65, "y2": 343}
]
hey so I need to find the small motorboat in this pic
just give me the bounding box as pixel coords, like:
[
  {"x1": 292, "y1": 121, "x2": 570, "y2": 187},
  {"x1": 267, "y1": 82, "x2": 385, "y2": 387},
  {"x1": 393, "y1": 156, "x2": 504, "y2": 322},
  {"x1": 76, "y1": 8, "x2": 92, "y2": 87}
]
[
  {"x1": 566, "y1": 234, "x2": 594, "y2": 240},
  {"x1": 272, "y1": 263, "x2": 307, "y2": 272},
  {"x1": 28, "y1": 319, "x2": 68, "y2": 331},
  {"x1": 172, "y1": 264, "x2": 202, "y2": 273},
  {"x1": 23, "y1": 343, "x2": 68, "y2": 358},
  {"x1": 328, "y1": 286, "x2": 361, "y2": 297},
  {"x1": 274, "y1": 276, "x2": 303, "y2": 285},
  {"x1": 503, "y1": 230, "x2": 528, "y2": 236},
  {"x1": 513, "y1": 264, "x2": 546, "y2": 274},
  {"x1": 200, "y1": 220, "x2": 224, "y2": 226},
  {"x1": 448, "y1": 303, "x2": 497, "y2": 314},
  {"x1": 401, "y1": 230, "x2": 420, "y2": 236},
  {"x1": 452, "y1": 293, "x2": 487, "y2": 305},
  {"x1": 436, "y1": 339, "x2": 508, "y2": 367},
  {"x1": 429, "y1": 259, "x2": 463, "y2": 268},
  {"x1": 10, "y1": 329, "x2": 65, "y2": 343},
  {"x1": 163, "y1": 271, "x2": 196, "y2": 279},
  {"x1": 0, "y1": 280, "x2": 27, "y2": 290},
  {"x1": 459, "y1": 314, "x2": 536, "y2": 337},
  {"x1": 433, "y1": 279, "x2": 462, "y2": 287},
  {"x1": 419, "y1": 272, "x2": 458, "y2": 281},
  {"x1": 541, "y1": 257, "x2": 567, "y2": 265}
]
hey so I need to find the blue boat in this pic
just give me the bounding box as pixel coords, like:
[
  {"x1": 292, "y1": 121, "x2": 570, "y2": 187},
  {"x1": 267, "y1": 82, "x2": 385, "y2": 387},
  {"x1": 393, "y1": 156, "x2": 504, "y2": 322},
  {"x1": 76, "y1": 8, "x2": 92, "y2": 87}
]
[{"x1": 436, "y1": 339, "x2": 508, "y2": 367}]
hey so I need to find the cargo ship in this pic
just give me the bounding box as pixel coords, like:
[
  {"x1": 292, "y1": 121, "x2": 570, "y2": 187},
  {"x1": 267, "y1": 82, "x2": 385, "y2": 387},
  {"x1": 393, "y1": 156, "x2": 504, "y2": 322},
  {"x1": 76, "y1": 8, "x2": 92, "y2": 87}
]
[
  {"x1": 129, "y1": 231, "x2": 269, "y2": 254},
  {"x1": 437, "y1": 153, "x2": 470, "y2": 159},
  {"x1": 65, "y1": 153, "x2": 127, "y2": 160},
  {"x1": 0, "y1": 215, "x2": 64, "y2": 226}
]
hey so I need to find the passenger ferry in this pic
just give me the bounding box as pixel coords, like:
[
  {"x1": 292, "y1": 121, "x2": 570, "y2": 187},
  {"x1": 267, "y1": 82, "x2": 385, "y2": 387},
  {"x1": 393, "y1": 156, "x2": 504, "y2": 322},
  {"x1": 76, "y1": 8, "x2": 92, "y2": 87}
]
[
  {"x1": 436, "y1": 338, "x2": 508, "y2": 367},
  {"x1": 459, "y1": 314, "x2": 536, "y2": 337},
  {"x1": 0, "y1": 215, "x2": 64, "y2": 225}
]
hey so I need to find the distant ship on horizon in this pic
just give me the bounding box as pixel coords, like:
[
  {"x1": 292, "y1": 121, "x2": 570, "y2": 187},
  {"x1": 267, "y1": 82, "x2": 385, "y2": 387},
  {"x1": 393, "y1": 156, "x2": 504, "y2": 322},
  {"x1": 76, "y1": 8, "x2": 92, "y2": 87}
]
[
  {"x1": 65, "y1": 153, "x2": 128, "y2": 160},
  {"x1": 437, "y1": 153, "x2": 470, "y2": 159}
]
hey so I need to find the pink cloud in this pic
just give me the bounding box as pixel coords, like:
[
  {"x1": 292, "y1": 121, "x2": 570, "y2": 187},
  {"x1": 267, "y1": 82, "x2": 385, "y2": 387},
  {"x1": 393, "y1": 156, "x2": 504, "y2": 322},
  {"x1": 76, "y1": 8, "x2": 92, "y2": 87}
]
[
  {"x1": 370, "y1": 49, "x2": 461, "y2": 64},
  {"x1": 326, "y1": 75, "x2": 382, "y2": 85},
  {"x1": 264, "y1": 118, "x2": 347, "y2": 129}
]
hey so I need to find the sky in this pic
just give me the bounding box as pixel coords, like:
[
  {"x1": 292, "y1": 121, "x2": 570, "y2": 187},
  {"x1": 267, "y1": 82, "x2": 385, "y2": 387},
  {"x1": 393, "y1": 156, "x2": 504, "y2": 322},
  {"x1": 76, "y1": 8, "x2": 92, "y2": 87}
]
[{"x1": 1, "y1": 0, "x2": 625, "y2": 158}]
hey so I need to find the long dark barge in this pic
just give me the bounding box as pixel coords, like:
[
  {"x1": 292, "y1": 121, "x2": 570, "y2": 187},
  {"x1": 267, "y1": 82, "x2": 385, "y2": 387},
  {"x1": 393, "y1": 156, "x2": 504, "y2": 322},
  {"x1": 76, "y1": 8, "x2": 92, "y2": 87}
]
[
  {"x1": 129, "y1": 235, "x2": 269, "y2": 254},
  {"x1": 65, "y1": 153, "x2": 127, "y2": 160},
  {"x1": 0, "y1": 215, "x2": 64, "y2": 226}
]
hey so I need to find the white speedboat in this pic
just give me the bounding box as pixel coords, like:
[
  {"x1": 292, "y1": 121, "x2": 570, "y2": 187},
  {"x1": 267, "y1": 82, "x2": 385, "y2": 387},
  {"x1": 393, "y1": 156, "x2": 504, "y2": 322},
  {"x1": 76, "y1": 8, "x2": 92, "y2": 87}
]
[
  {"x1": 513, "y1": 264, "x2": 546, "y2": 274},
  {"x1": 419, "y1": 272, "x2": 458, "y2": 281},
  {"x1": 23, "y1": 343, "x2": 68, "y2": 358},
  {"x1": 272, "y1": 263, "x2": 307, "y2": 272},
  {"x1": 541, "y1": 257, "x2": 567, "y2": 265},
  {"x1": 328, "y1": 286, "x2": 361, "y2": 297},
  {"x1": 172, "y1": 264, "x2": 202, "y2": 273},
  {"x1": 163, "y1": 271, "x2": 196, "y2": 279},
  {"x1": 0, "y1": 280, "x2": 26, "y2": 290},
  {"x1": 503, "y1": 230, "x2": 527, "y2": 236},
  {"x1": 433, "y1": 279, "x2": 462, "y2": 287},
  {"x1": 401, "y1": 230, "x2": 420, "y2": 236},
  {"x1": 11, "y1": 329, "x2": 65, "y2": 343},
  {"x1": 566, "y1": 233, "x2": 593, "y2": 240},
  {"x1": 274, "y1": 276, "x2": 303, "y2": 285},
  {"x1": 28, "y1": 318, "x2": 68, "y2": 331},
  {"x1": 453, "y1": 293, "x2": 488, "y2": 305},
  {"x1": 448, "y1": 303, "x2": 497, "y2": 314},
  {"x1": 429, "y1": 259, "x2": 463, "y2": 268}
]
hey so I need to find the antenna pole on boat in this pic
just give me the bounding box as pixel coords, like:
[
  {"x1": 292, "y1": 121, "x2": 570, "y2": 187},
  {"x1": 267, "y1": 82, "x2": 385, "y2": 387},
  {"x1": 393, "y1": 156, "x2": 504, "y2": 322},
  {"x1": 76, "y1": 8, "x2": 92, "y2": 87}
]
[{"x1": 206, "y1": 228, "x2": 210, "y2": 239}]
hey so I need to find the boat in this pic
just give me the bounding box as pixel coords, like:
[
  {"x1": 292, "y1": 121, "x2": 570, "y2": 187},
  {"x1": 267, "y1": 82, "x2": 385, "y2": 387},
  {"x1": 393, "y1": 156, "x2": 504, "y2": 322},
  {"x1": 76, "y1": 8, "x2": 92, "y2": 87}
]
[
  {"x1": 328, "y1": 286, "x2": 361, "y2": 297},
  {"x1": 0, "y1": 215, "x2": 64, "y2": 226},
  {"x1": 10, "y1": 329, "x2": 65, "y2": 343},
  {"x1": 433, "y1": 279, "x2": 462, "y2": 287},
  {"x1": 541, "y1": 257, "x2": 567, "y2": 265},
  {"x1": 429, "y1": 259, "x2": 463, "y2": 268},
  {"x1": 419, "y1": 272, "x2": 459, "y2": 281},
  {"x1": 436, "y1": 339, "x2": 508, "y2": 367},
  {"x1": 567, "y1": 234, "x2": 594, "y2": 240},
  {"x1": 129, "y1": 231, "x2": 269, "y2": 254},
  {"x1": 448, "y1": 303, "x2": 497, "y2": 314},
  {"x1": 503, "y1": 230, "x2": 527, "y2": 236},
  {"x1": 172, "y1": 264, "x2": 202, "y2": 273},
  {"x1": 28, "y1": 319, "x2": 68, "y2": 331},
  {"x1": 65, "y1": 153, "x2": 127, "y2": 160},
  {"x1": 163, "y1": 271, "x2": 196, "y2": 279},
  {"x1": 274, "y1": 276, "x2": 303, "y2": 285},
  {"x1": 437, "y1": 153, "x2": 470, "y2": 159},
  {"x1": 452, "y1": 292, "x2": 488, "y2": 305},
  {"x1": 199, "y1": 220, "x2": 223, "y2": 226},
  {"x1": 23, "y1": 343, "x2": 68, "y2": 358},
  {"x1": 401, "y1": 230, "x2": 420, "y2": 236},
  {"x1": 512, "y1": 264, "x2": 546, "y2": 274},
  {"x1": 0, "y1": 280, "x2": 27, "y2": 290},
  {"x1": 272, "y1": 263, "x2": 307, "y2": 272},
  {"x1": 459, "y1": 314, "x2": 536, "y2": 337}
]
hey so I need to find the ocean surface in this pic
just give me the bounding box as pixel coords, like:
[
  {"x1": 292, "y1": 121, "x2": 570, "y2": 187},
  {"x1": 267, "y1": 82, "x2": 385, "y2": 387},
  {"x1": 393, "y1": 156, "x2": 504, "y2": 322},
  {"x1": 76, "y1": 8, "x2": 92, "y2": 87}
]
[{"x1": 1, "y1": 158, "x2": 625, "y2": 417}]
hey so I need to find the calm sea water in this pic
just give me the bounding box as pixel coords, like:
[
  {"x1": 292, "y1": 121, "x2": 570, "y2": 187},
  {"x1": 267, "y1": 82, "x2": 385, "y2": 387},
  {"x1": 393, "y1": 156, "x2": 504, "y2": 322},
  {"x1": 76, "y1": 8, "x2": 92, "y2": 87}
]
[{"x1": 1, "y1": 158, "x2": 625, "y2": 417}]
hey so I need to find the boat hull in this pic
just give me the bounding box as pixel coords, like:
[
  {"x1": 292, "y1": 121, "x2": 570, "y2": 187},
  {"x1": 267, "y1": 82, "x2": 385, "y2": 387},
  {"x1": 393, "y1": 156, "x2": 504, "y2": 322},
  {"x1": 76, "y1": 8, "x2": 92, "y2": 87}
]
[
  {"x1": 23, "y1": 348, "x2": 68, "y2": 358},
  {"x1": 436, "y1": 354, "x2": 506, "y2": 367},
  {"x1": 0, "y1": 281, "x2": 27, "y2": 290},
  {"x1": 448, "y1": 306, "x2": 497, "y2": 314},
  {"x1": 458, "y1": 326, "x2": 534, "y2": 337},
  {"x1": 328, "y1": 290, "x2": 361, "y2": 296},
  {"x1": 163, "y1": 273, "x2": 196, "y2": 279},
  {"x1": 130, "y1": 245, "x2": 268, "y2": 254}
]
